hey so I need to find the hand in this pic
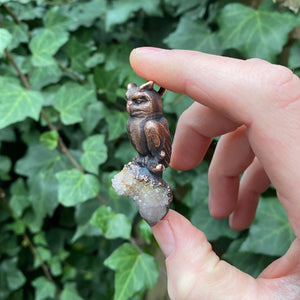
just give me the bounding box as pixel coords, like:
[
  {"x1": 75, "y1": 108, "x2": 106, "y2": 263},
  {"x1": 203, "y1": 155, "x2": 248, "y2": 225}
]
[{"x1": 130, "y1": 48, "x2": 300, "y2": 299}]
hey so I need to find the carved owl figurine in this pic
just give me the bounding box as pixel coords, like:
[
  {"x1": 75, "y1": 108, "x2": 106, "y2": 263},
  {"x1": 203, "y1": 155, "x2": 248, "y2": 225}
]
[{"x1": 126, "y1": 81, "x2": 172, "y2": 177}]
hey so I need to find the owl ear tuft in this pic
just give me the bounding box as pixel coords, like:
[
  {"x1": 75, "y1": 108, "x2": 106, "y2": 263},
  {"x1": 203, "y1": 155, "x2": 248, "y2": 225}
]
[
  {"x1": 127, "y1": 83, "x2": 137, "y2": 90},
  {"x1": 139, "y1": 81, "x2": 154, "y2": 91}
]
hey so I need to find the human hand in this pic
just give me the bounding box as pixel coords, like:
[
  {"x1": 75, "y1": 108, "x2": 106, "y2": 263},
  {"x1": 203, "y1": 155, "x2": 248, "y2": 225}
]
[{"x1": 130, "y1": 48, "x2": 300, "y2": 299}]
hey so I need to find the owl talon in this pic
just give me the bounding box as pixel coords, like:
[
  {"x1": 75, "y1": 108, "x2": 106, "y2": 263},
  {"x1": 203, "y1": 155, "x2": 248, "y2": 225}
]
[{"x1": 155, "y1": 164, "x2": 165, "y2": 172}]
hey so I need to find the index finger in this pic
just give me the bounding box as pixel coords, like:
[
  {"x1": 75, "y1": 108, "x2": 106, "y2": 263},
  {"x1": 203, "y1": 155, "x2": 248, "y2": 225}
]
[{"x1": 130, "y1": 47, "x2": 298, "y2": 125}]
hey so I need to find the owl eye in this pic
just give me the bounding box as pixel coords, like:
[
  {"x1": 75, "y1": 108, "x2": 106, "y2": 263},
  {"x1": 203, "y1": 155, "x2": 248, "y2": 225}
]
[{"x1": 133, "y1": 97, "x2": 147, "y2": 104}]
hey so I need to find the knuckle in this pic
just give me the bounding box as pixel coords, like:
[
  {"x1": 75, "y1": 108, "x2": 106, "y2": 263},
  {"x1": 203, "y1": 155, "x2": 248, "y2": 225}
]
[
  {"x1": 270, "y1": 71, "x2": 300, "y2": 108},
  {"x1": 166, "y1": 262, "x2": 197, "y2": 300},
  {"x1": 247, "y1": 59, "x2": 300, "y2": 108}
]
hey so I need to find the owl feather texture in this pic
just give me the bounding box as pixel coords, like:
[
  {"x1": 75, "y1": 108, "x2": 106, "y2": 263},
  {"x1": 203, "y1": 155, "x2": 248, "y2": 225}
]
[{"x1": 112, "y1": 81, "x2": 173, "y2": 226}]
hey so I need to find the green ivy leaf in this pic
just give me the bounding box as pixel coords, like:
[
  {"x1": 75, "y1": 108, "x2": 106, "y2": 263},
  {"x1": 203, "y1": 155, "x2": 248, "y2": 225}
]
[
  {"x1": 28, "y1": 168, "x2": 60, "y2": 221},
  {"x1": 164, "y1": 0, "x2": 207, "y2": 16},
  {"x1": 217, "y1": 3, "x2": 300, "y2": 61},
  {"x1": 40, "y1": 130, "x2": 59, "y2": 150},
  {"x1": 289, "y1": 40, "x2": 300, "y2": 69},
  {"x1": 0, "y1": 28, "x2": 12, "y2": 55},
  {"x1": 0, "y1": 155, "x2": 12, "y2": 180},
  {"x1": 0, "y1": 127, "x2": 16, "y2": 142},
  {"x1": 33, "y1": 232, "x2": 48, "y2": 247},
  {"x1": 8, "y1": 219, "x2": 26, "y2": 235},
  {"x1": 22, "y1": 210, "x2": 43, "y2": 233},
  {"x1": 223, "y1": 239, "x2": 275, "y2": 278},
  {"x1": 16, "y1": 145, "x2": 68, "y2": 225},
  {"x1": 29, "y1": 64, "x2": 63, "y2": 90},
  {"x1": 32, "y1": 276, "x2": 56, "y2": 300},
  {"x1": 0, "y1": 78, "x2": 44, "y2": 129},
  {"x1": 34, "y1": 247, "x2": 52, "y2": 268},
  {"x1": 49, "y1": 256, "x2": 62, "y2": 277},
  {"x1": 105, "y1": 111, "x2": 127, "y2": 141},
  {"x1": 115, "y1": 140, "x2": 137, "y2": 165},
  {"x1": 66, "y1": 37, "x2": 95, "y2": 74},
  {"x1": 85, "y1": 52, "x2": 105, "y2": 68},
  {"x1": 0, "y1": 229, "x2": 20, "y2": 258},
  {"x1": 0, "y1": 258, "x2": 26, "y2": 292},
  {"x1": 9, "y1": 178, "x2": 30, "y2": 218},
  {"x1": 80, "y1": 134, "x2": 107, "y2": 175},
  {"x1": 53, "y1": 82, "x2": 97, "y2": 125},
  {"x1": 188, "y1": 164, "x2": 238, "y2": 240},
  {"x1": 56, "y1": 169, "x2": 100, "y2": 206},
  {"x1": 90, "y1": 206, "x2": 132, "y2": 239},
  {"x1": 80, "y1": 102, "x2": 106, "y2": 135},
  {"x1": 106, "y1": 0, "x2": 161, "y2": 31},
  {"x1": 94, "y1": 67, "x2": 120, "y2": 102},
  {"x1": 72, "y1": 222, "x2": 101, "y2": 242},
  {"x1": 101, "y1": 44, "x2": 140, "y2": 87},
  {"x1": 104, "y1": 243, "x2": 158, "y2": 300},
  {"x1": 75, "y1": 198, "x2": 100, "y2": 225},
  {"x1": 164, "y1": 17, "x2": 222, "y2": 54},
  {"x1": 5, "y1": 2, "x2": 44, "y2": 21},
  {"x1": 15, "y1": 145, "x2": 64, "y2": 177},
  {"x1": 138, "y1": 220, "x2": 153, "y2": 244},
  {"x1": 191, "y1": 203, "x2": 239, "y2": 241},
  {"x1": 100, "y1": 172, "x2": 137, "y2": 221},
  {"x1": 60, "y1": 283, "x2": 84, "y2": 300},
  {"x1": 2, "y1": 19, "x2": 28, "y2": 50},
  {"x1": 163, "y1": 91, "x2": 194, "y2": 118},
  {"x1": 60, "y1": 0, "x2": 106, "y2": 31},
  {"x1": 44, "y1": 7, "x2": 71, "y2": 32},
  {"x1": 30, "y1": 29, "x2": 68, "y2": 67},
  {"x1": 240, "y1": 197, "x2": 295, "y2": 256},
  {"x1": 182, "y1": 163, "x2": 209, "y2": 208}
]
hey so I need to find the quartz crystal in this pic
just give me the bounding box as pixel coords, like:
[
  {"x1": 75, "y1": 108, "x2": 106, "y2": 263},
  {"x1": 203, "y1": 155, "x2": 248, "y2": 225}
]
[{"x1": 112, "y1": 162, "x2": 172, "y2": 226}]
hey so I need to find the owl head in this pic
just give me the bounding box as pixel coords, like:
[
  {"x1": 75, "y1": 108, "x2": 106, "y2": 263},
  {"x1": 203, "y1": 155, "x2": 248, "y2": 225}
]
[{"x1": 126, "y1": 81, "x2": 165, "y2": 118}]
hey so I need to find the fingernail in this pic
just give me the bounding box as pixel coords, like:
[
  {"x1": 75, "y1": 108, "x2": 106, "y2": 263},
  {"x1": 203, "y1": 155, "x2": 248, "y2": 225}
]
[
  {"x1": 132, "y1": 47, "x2": 168, "y2": 54},
  {"x1": 152, "y1": 220, "x2": 175, "y2": 257}
]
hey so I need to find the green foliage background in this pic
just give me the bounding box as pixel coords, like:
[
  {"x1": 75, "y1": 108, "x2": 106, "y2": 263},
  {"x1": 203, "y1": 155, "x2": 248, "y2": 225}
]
[{"x1": 0, "y1": 0, "x2": 299, "y2": 299}]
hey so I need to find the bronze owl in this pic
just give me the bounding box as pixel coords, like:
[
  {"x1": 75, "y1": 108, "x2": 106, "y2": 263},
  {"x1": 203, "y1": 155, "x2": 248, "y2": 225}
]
[{"x1": 126, "y1": 81, "x2": 172, "y2": 178}]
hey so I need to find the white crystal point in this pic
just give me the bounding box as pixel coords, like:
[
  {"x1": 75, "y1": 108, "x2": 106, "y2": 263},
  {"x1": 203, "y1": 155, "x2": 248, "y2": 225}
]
[{"x1": 111, "y1": 162, "x2": 172, "y2": 226}]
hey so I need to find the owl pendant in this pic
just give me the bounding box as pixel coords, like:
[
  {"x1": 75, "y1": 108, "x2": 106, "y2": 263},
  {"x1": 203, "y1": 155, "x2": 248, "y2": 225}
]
[
  {"x1": 126, "y1": 81, "x2": 172, "y2": 181},
  {"x1": 112, "y1": 81, "x2": 173, "y2": 226}
]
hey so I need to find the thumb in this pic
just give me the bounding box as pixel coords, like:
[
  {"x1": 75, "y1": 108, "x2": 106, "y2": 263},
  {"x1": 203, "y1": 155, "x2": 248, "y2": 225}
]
[{"x1": 152, "y1": 210, "x2": 259, "y2": 300}]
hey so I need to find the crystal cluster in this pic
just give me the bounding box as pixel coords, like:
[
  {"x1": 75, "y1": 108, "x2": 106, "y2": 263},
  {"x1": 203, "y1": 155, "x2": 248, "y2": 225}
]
[{"x1": 112, "y1": 162, "x2": 172, "y2": 226}]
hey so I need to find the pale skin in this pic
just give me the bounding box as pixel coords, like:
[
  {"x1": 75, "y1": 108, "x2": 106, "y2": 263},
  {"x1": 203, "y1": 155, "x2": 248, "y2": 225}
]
[{"x1": 130, "y1": 48, "x2": 300, "y2": 299}]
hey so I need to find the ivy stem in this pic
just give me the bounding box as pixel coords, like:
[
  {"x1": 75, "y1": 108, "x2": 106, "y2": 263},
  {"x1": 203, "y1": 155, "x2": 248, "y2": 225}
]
[
  {"x1": 3, "y1": 3, "x2": 21, "y2": 24},
  {"x1": 5, "y1": 49, "x2": 85, "y2": 173},
  {"x1": 3, "y1": 4, "x2": 33, "y2": 38},
  {"x1": 5, "y1": 49, "x2": 31, "y2": 89},
  {"x1": 23, "y1": 234, "x2": 56, "y2": 284},
  {"x1": 56, "y1": 61, "x2": 86, "y2": 85},
  {"x1": 58, "y1": 138, "x2": 85, "y2": 172},
  {"x1": 96, "y1": 194, "x2": 106, "y2": 205},
  {"x1": 129, "y1": 237, "x2": 143, "y2": 254}
]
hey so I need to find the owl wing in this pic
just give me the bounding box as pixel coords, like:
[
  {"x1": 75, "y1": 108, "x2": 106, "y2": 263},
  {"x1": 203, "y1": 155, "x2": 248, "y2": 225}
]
[{"x1": 144, "y1": 119, "x2": 172, "y2": 167}]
